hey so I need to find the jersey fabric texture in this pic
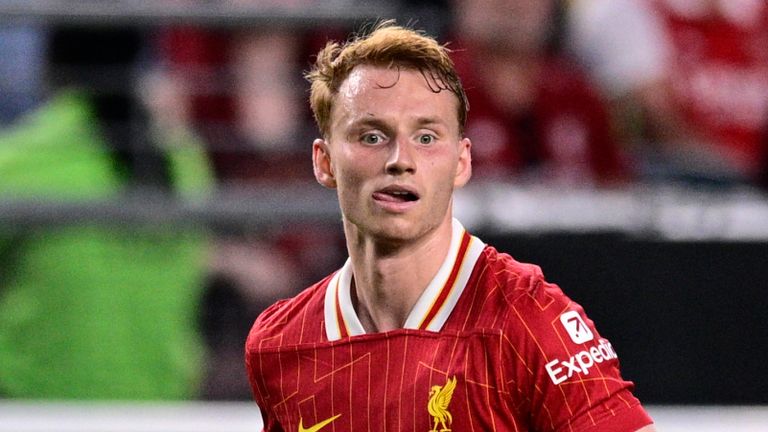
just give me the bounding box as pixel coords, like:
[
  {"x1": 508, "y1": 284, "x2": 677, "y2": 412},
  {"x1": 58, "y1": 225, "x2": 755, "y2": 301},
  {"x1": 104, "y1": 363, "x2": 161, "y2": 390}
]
[
  {"x1": 0, "y1": 91, "x2": 212, "y2": 399},
  {"x1": 245, "y1": 220, "x2": 652, "y2": 431}
]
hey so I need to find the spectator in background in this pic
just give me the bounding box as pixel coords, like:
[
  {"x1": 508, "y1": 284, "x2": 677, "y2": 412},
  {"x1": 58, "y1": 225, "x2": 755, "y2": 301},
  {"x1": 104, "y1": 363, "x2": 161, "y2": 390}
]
[
  {"x1": 156, "y1": 3, "x2": 348, "y2": 399},
  {"x1": 158, "y1": 22, "x2": 313, "y2": 184},
  {"x1": 450, "y1": 0, "x2": 628, "y2": 186},
  {"x1": 567, "y1": 0, "x2": 768, "y2": 185},
  {"x1": 0, "y1": 27, "x2": 213, "y2": 400}
]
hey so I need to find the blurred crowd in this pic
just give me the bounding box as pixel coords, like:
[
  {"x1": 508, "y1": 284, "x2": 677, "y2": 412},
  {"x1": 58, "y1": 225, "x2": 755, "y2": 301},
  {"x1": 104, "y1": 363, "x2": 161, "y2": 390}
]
[{"x1": 0, "y1": 0, "x2": 767, "y2": 401}]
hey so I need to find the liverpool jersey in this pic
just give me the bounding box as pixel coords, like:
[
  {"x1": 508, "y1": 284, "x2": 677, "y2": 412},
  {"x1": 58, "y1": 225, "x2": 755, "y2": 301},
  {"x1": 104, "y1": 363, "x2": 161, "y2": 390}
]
[{"x1": 245, "y1": 219, "x2": 653, "y2": 431}]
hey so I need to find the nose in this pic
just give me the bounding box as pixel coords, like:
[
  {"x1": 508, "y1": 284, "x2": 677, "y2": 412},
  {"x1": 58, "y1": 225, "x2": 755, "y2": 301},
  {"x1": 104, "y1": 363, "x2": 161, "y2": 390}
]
[{"x1": 385, "y1": 137, "x2": 416, "y2": 175}]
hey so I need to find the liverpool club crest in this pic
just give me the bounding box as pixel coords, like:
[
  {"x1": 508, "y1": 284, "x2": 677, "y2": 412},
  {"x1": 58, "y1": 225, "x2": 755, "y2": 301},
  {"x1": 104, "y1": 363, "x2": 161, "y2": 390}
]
[{"x1": 428, "y1": 376, "x2": 457, "y2": 432}]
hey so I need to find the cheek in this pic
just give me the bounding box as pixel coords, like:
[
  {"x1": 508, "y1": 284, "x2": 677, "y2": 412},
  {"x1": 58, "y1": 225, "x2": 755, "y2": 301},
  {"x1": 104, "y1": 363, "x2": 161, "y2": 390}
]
[
  {"x1": 334, "y1": 165, "x2": 367, "y2": 202},
  {"x1": 430, "y1": 158, "x2": 460, "y2": 184},
  {"x1": 336, "y1": 148, "x2": 381, "y2": 188}
]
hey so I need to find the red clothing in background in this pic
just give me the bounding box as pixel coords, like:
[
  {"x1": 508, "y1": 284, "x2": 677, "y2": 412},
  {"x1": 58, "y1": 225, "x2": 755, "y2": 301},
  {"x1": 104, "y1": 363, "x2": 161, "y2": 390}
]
[
  {"x1": 452, "y1": 48, "x2": 628, "y2": 185},
  {"x1": 653, "y1": 0, "x2": 768, "y2": 174}
]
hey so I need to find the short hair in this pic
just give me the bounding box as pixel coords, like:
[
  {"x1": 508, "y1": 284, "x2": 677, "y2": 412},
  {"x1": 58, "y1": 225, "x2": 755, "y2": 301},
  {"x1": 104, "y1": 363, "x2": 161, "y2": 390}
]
[{"x1": 305, "y1": 20, "x2": 469, "y2": 138}]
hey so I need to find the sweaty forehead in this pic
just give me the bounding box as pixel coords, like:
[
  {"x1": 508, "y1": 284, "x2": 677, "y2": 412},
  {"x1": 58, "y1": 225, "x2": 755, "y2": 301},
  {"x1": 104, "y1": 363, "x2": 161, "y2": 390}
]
[
  {"x1": 332, "y1": 65, "x2": 460, "y2": 130},
  {"x1": 339, "y1": 65, "x2": 413, "y2": 98}
]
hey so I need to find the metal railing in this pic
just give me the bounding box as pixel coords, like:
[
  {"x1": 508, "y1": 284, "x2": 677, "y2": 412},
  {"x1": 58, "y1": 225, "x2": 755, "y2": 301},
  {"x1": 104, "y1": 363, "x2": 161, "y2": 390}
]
[
  {"x1": 3, "y1": 182, "x2": 768, "y2": 240},
  {"x1": 0, "y1": 0, "x2": 396, "y2": 28}
]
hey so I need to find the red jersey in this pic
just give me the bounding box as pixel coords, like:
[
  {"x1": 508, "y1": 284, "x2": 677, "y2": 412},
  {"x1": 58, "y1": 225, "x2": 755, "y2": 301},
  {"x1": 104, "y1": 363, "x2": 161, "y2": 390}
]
[{"x1": 245, "y1": 220, "x2": 652, "y2": 431}]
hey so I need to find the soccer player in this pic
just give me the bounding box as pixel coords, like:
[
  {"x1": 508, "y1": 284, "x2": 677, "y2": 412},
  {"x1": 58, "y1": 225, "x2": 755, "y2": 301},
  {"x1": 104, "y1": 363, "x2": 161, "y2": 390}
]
[{"x1": 245, "y1": 22, "x2": 656, "y2": 432}]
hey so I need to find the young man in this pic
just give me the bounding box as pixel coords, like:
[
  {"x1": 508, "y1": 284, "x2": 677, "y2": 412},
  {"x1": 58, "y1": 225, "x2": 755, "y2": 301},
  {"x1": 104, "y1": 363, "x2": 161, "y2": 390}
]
[{"x1": 245, "y1": 22, "x2": 656, "y2": 432}]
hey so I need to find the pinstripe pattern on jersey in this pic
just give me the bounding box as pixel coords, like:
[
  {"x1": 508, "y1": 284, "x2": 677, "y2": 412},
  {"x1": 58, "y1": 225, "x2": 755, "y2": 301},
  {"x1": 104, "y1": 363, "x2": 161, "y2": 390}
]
[{"x1": 249, "y1": 221, "x2": 653, "y2": 431}]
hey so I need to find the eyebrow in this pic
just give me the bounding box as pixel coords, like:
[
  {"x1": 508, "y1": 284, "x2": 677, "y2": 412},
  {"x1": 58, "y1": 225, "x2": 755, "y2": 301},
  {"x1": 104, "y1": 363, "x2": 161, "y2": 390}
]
[
  {"x1": 344, "y1": 117, "x2": 388, "y2": 132},
  {"x1": 347, "y1": 115, "x2": 448, "y2": 130},
  {"x1": 413, "y1": 116, "x2": 447, "y2": 128}
]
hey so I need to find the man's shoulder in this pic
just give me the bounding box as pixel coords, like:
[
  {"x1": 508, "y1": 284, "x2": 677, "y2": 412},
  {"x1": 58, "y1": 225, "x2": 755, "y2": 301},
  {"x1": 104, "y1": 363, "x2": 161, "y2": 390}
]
[
  {"x1": 473, "y1": 244, "x2": 577, "y2": 321},
  {"x1": 478, "y1": 244, "x2": 552, "y2": 298},
  {"x1": 245, "y1": 273, "x2": 333, "y2": 350},
  {"x1": 473, "y1": 248, "x2": 651, "y2": 432},
  {"x1": 476, "y1": 244, "x2": 604, "y2": 349}
]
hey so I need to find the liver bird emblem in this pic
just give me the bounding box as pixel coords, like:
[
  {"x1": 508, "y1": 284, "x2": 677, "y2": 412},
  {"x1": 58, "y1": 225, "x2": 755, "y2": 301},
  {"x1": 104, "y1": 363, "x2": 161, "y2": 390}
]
[{"x1": 427, "y1": 376, "x2": 457, "y2": 432}]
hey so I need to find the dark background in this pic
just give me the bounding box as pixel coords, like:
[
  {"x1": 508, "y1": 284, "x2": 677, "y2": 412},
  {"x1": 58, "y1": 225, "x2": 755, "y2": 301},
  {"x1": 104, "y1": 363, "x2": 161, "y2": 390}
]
[{"x1": 485, "y1": 232, "x2": 768, "y2": 405}]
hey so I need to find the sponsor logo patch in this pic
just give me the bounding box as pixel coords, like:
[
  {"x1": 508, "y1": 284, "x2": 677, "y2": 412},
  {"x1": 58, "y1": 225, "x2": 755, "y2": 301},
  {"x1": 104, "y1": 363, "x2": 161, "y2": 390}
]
[
  {"x1": 560, "y1": 310, "x2": 594, "y2": 344},
  {"x1": 545, "y1": 338, "x2": 618, "y2": 385}
]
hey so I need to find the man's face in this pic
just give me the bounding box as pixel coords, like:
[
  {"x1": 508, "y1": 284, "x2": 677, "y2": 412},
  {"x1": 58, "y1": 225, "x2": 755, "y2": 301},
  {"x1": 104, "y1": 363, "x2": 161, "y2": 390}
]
[{"x1": 313, "y1": 65, "x2": 472, "y2": 243}]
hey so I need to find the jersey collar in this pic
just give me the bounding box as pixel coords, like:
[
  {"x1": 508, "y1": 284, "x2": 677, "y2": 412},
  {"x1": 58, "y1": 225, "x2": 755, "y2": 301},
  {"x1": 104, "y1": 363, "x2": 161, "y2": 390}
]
[{"x1": 324, "y1": 218, "x2": 485, "y2": 341}]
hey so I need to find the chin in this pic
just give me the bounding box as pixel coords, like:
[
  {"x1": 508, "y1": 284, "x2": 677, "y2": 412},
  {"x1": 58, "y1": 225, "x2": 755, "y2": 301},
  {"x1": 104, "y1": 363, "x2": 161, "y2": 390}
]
[
  {"x1": 377, "y1": 224, "x2": 419, "y2": 243},
  {"x1": 345, "y1": 214, "x2": 416, "y2": 242},
  {"x1": 371, "y1": 217, "x2": 416, "y2": 238},
  {"x1": 372, "y1": 214, "x2": 442, "y2": 244}
]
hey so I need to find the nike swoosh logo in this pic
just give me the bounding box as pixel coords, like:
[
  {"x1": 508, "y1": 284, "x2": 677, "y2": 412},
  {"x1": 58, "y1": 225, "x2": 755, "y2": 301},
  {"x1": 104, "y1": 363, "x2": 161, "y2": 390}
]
[{"x1": 298, "y1": 414, "x2": 341, "y2": 432}]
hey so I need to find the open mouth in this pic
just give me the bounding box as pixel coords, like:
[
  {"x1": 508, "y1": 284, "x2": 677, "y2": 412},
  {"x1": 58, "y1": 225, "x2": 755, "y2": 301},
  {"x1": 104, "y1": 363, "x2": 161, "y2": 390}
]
[{"x1": 373, "y1": 187, "x2": 420, "y2": 203}]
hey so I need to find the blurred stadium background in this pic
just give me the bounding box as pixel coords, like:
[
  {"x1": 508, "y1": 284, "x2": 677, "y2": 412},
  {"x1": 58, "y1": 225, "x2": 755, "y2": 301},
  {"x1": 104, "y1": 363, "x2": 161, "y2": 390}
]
[{"x1": 0, "y1": 0, "x2": 766, "y2": 430}]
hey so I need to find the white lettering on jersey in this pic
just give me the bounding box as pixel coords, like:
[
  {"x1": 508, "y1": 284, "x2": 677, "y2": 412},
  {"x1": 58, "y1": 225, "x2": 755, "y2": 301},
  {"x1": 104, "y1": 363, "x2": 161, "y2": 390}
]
[{"x1": 545, "y1": 338, "x2": 618, "y2": 385}]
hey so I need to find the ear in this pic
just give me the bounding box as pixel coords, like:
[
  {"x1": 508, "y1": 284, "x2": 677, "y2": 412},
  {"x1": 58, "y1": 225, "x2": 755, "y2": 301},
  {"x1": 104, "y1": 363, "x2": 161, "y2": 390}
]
[
  {"x1": 453, "y1": 137, "x2": 472, "y2": 188},
  {"x1": 312, "y1": 138, "x2": 337, "y2": 189}
]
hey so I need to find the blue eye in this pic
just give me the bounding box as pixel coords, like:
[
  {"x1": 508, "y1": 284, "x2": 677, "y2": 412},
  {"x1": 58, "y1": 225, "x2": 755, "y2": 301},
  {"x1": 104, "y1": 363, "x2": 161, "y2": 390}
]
[
  {"x1": 419, "y1": 134, "x2": 435, "y2": 145},
  {"x1": 362, "y1": 133, "x2": 383, "y2": 145}
]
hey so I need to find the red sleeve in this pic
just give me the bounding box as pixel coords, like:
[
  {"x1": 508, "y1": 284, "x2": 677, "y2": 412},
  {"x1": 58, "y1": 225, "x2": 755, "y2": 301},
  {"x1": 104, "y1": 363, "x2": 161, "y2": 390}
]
[
  {"x1": 245, "y1": 299, "x2": 293, "y2": 432},
  {"x1": 507, "y1": 277, "x2": 653, "y2": 432}
]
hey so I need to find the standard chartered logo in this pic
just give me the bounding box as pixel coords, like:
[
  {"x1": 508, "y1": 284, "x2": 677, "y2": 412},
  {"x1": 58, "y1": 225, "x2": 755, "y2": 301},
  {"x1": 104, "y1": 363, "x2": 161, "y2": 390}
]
[{"x1": 545, "y1": 338, "x2": 618, "y2": 385}]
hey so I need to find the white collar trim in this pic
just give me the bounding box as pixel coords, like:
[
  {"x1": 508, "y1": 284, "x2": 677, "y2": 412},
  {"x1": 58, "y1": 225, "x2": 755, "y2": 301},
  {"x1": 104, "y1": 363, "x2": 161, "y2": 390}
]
[{"x1": 324, "y1": 218, "x2": 485, "y2": 341}]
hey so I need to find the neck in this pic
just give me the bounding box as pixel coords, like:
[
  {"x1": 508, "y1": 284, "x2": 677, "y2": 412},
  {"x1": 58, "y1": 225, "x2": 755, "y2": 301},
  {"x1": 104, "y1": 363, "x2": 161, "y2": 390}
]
[{"x1": 343, "y1": 216, "x2": 454, "y2": 333}]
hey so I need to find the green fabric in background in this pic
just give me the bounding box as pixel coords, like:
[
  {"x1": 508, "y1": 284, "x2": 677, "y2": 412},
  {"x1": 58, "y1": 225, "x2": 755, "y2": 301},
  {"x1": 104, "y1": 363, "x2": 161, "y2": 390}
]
[{"x1": 0, "y1": 92, "x2": 213, "y2": 400}]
